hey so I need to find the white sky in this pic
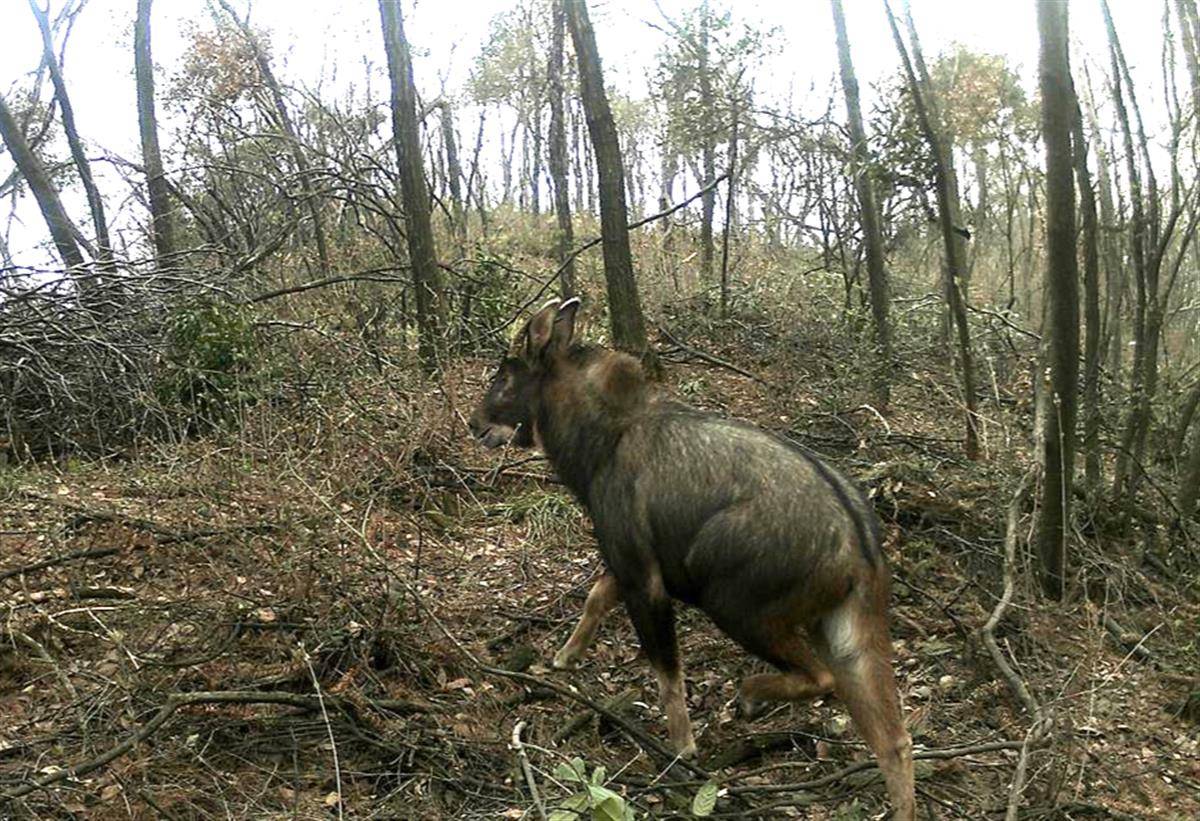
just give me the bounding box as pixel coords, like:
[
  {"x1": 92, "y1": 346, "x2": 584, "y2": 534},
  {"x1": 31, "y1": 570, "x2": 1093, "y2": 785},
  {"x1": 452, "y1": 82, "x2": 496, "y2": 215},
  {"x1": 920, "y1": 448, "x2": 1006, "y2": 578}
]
[{"x1": 0, "y1": 0, "x2": 1170, "y2": 266}]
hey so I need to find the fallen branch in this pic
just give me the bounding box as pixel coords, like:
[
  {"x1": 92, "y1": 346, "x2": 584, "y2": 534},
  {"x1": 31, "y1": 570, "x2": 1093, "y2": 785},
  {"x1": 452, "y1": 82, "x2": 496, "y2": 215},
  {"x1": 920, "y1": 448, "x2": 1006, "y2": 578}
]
[
  {"x1": 979, "y1": 469, "x2": 1049, "y2": 821},
  {"x1": 0, "y1": 689, "x2": 435, "y2": 802},
  {"x1": 512, "y1": 720, "x2": 548, "y2": 821},
  {"x1": 657, "y1": 325, "x2": 768, "y2": 385}
]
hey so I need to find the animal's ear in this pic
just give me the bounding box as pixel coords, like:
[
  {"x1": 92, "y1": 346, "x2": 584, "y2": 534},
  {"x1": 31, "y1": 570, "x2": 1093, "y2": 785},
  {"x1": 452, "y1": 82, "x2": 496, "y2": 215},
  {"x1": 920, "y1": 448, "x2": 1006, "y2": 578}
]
[
  {"x1": 518, "y1": 299, "x2": 561, "y2": 360},
  {"x1": 548, "y1": 297, "x2": 580, "y2": 355}
]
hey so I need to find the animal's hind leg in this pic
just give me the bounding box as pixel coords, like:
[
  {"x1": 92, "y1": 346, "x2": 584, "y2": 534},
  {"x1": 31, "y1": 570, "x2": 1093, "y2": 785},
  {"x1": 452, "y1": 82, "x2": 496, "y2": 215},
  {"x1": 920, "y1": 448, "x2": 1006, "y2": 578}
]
[
  {"x1": 553, "y1": 573, "x2": 620, "y2": 669},
  {"x1": 817, "y1": 604, "x2": 915, "y2": 821},
  {"x1": 739, "y1": 634, "x2": 835, "y2": 719}
]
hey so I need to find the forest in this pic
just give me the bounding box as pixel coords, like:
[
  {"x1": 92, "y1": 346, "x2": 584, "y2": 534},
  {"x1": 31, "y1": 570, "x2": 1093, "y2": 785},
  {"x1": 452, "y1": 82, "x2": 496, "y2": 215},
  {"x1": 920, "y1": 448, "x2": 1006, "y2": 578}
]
[{"x1": 0, "y1": 0, "x2": 1198, "y2": 817}]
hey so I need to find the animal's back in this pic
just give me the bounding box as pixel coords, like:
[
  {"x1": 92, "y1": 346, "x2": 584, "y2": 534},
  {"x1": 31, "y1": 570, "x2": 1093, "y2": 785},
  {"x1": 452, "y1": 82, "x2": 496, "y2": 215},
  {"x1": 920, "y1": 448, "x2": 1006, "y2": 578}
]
[{"x1": 590, "y1": 402, "x2": 882, "y2": 617}]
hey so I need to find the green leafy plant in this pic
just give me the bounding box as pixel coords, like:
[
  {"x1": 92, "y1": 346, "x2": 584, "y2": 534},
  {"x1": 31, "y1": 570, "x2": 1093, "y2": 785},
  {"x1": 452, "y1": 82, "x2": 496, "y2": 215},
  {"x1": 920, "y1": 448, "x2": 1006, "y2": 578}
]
[
  {"x1": 549, "y1": 758, "x2": 635, "y2": 821},
  {"x1": 158, "y1": 298, "x2": 260, "y2": 429}
]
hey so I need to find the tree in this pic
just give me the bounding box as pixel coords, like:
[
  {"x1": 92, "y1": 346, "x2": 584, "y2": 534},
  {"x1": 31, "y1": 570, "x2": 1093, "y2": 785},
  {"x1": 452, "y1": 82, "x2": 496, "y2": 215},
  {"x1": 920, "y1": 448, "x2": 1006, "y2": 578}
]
[
  {"x1": 28, "y1": 0, "x2": 113, "y2": 267},
  {"x1": 565, "y1": 0, "x2": 655, "y2": 368},
  {"x1": 1036, "y1": 0, "x2": 1079, "y2": 599},
  {"x1": 135, "y1": 0, "x2": 175, "y2": 263},
  {"x1": 379, "y1": 0, "x2": 446, "y2": 372},
  {"x1": 0, "y1": 94, "x2": 87, "y2": 270},
  {"x1": 885, "y1": 1, "x2": 980, "y2": 459},
  {"x1": 1071, "y1": 95, "x2": 1101, "y2": 488},
  {"x1": 547, "y1": 0, "x2": 577, "y2": 297},
  {"x1": 831, "y1": 0, "x2": 892, "y2": 408},
  {"x1": 217, "y1": 0, "x2": 330, "y2": 276}
]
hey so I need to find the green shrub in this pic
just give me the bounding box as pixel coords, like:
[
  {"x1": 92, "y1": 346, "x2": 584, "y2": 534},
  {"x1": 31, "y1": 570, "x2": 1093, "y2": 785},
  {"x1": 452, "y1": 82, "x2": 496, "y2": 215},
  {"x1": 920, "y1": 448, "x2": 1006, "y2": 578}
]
[{"x1": 158, "y1": 298, "x2": 260, "y2": 430}]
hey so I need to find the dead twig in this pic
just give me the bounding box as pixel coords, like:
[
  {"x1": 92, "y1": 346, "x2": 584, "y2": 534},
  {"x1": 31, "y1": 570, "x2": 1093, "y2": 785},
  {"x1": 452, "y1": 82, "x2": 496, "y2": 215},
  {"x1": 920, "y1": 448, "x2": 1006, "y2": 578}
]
[
  {"x1": 657, "y1": 325, "x2": 769, "y2": 385},
  {"x1": 512, "y1": 720, "x2": 548, "y2": 821}
]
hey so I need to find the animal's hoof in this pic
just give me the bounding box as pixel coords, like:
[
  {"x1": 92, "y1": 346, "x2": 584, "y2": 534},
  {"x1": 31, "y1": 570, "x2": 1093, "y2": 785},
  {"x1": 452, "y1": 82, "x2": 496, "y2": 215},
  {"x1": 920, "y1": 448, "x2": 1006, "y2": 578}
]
[
  {"x1": 551, "y1": 648, "x2": 580, "y2": 670},
  {"x1": 738, "y1": 694, "x2": 765, "y2": 721}
]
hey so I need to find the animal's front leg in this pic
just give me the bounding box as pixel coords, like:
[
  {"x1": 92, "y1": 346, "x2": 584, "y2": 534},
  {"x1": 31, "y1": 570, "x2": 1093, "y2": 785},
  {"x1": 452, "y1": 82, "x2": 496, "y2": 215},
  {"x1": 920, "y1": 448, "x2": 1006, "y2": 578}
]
[
  {"x1": 621, "y1": 572, "x2": 696, "y2": 758},
  {"x1": 553, "y1": 573, "x2": 620, "y2": 669}
]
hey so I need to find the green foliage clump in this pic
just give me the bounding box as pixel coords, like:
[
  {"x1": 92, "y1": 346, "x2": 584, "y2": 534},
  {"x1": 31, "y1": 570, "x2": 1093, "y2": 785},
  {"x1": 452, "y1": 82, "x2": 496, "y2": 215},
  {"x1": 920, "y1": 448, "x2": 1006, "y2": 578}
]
[
  {"x1": 158, "y1": 298, "x2": 261, "y2": 429},
  {"x1": 549, "y1": 759, "x2": 635, "y2": 821}
]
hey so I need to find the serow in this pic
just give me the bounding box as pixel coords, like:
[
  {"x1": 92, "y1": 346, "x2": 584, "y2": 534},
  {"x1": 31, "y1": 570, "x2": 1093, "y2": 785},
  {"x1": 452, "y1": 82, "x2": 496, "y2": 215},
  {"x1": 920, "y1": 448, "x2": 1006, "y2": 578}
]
[{"x1": 470, "y1": 298, "x2": 915, "y2": 819}]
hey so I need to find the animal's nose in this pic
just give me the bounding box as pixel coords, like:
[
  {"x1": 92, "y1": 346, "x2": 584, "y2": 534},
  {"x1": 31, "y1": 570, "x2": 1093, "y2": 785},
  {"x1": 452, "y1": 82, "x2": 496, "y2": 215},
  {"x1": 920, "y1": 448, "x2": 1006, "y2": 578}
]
[{"x1": 468, "y1": 413, "x2": 486, "y2": 438}]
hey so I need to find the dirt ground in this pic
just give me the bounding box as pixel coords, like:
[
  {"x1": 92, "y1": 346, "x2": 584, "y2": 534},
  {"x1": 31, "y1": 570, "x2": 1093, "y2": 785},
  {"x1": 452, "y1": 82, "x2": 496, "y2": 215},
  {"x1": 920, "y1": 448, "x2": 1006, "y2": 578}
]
[{"x1": 2, "y1": 324, "x2": 1199, "y2": 819}]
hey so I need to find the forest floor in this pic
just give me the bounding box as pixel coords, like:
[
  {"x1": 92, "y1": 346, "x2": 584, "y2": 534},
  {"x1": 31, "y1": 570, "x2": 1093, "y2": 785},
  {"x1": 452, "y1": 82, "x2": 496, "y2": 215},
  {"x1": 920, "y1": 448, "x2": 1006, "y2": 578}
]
[{"x1": 1, "y1": 314, "x2": 1199, "y2": 819}]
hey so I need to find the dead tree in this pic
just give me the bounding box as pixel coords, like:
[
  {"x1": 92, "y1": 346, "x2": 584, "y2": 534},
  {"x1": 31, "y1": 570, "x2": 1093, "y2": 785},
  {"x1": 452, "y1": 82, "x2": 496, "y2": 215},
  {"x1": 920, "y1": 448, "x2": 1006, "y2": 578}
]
[
  {"x1": 548, "y1": 0, "x2": 577, "y2": 297},
  {"x1": 0, "y1": 95, "x2": 87, "y2": 270},
  {"x1": 565, "y1": 0, "x2": 656, "y2": 371},
  {"x1": 379, "y1": 0, "x2": 445, "y2": 372},
  {"x1": 135, "y1": 0, "x2": 175, "y2": 263},
  {"x1": 886, "y1": 1, "x2": 980, "y2": 459},
  {"x1": 832, "y1": 0, "x2": 892, "y2": 408},
  {"x1": 28, "y1": 0, "x2": 113, "y2": 266},
  {"x1": 1036, "y1": 0, "x2": 1079, "y2": 599}
]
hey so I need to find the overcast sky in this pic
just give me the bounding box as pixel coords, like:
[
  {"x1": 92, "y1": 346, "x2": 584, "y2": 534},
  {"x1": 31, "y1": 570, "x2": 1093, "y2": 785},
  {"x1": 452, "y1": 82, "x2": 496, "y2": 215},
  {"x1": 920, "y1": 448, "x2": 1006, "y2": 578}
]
[{"x1": 0, "y1": 0, "x2": 1170, "y2": 267}]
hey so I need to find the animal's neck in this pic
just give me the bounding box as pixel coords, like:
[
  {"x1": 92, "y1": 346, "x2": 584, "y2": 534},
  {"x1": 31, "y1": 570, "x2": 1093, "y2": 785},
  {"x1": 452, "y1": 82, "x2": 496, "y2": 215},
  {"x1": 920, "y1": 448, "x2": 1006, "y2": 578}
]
[{"x1": 536, "y1": 352, "x2": 648, "y2": 502}]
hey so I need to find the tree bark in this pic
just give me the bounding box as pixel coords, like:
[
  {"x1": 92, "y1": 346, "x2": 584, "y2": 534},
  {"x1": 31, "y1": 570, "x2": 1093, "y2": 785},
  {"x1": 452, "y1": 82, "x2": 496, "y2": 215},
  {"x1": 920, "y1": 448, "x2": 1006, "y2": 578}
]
[
  {"x1": 0, "y1": 94, "x2": 86, "y2": 270},
  {"x1": 886, "y1": 1, "x2": 979, "y2": 459},
  {"x1": 832, "y1": 0, "x2": 893, "y2": 409},
  {"x1": 565, "y1": 0, "x2": 656, "y2": 371},
  {"x1": 378, "y1": 0, "x2": 445, "y2": 372},
  {"x1": 28, "y1": 0, "x2": 112, "y2": 267},
  {"x1": 1179, "y1": 416, "x2": 1200, "y2": 522},
  {"x1": 134, "y1": 0, "x2": 175, "y2": 264},
  {"x1": 548, "y1": 0, "x2": 577, "y2": 297},
  {"x1": 1036, "y1": 0, "x2": 1080, "y2": 599},
  {"x1": 217, "y1": 0, "x2": 330, "y2": 276}
]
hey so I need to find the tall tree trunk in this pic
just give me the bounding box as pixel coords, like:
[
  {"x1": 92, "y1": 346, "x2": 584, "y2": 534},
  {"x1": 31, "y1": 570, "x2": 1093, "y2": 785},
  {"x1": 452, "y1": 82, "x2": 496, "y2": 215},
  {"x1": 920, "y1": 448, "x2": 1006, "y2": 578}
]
[
  {"x1": 1070, "y1": 93, "x2": 1102, "y2": 489},
  {"x1": 719, "y1": 105, "x2": 738, "y2": 318},
  {"x1": 886, "y1": 1, "x2": 980, "y2": 459},
  {"x1": 218, "y1": 0, "x2": 330, "y2": 275},
  {"x1": 28, "y1": 0, "x2": 112, "y2": 267},
  {"x1": 832, "y1": 0, "x2": 893, "y2": 408},
  {"x1": 565, "y1": 0, "x2": 656, "y2": 371},
  {"x1": 1175, "y1": 0, "x2": 1200, "y2": 103},
  {"x1": 698, "y1": 1, "x2": 716, "y2": 285},
  {"x1": 379, "y1": 0, "x2": 445, "y2": 372},
  {"x1": 1036, "y1": 0, "x2": 1080, "y2": 600},
  {"x1": 134, "y1": 0, "x2": 175, "y2": 264},
  {"x1": 548, "y1": 0, "x2": 577, "y2": 297},
  {"x1": 438, "y1": 101, "x2": 467, "y2": 257},
  {"x1": 0, "y1": 95, "x2": 87, "y2": 270}
]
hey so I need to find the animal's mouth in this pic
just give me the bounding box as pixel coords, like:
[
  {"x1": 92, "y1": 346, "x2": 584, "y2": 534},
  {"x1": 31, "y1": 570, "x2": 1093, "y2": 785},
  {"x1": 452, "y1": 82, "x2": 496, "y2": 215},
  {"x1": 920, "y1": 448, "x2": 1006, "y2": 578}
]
[{"x1": 474, "y1": 423, "x2": 517, "y2": 450}]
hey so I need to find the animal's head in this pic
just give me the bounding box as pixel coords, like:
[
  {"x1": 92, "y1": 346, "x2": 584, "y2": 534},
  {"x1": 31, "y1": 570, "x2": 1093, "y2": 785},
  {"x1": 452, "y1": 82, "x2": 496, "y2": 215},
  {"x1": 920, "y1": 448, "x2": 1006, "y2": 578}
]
[{"x1": 469, "y1": 297, "x2": 580, "y2": 449}]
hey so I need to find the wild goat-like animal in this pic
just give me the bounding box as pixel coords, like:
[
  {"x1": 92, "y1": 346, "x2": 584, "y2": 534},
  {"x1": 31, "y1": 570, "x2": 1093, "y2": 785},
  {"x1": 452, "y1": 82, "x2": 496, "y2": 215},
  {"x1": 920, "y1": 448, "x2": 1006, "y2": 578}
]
[{"x1": 469, "y1": 299, "x2": 915, "y2": 819}]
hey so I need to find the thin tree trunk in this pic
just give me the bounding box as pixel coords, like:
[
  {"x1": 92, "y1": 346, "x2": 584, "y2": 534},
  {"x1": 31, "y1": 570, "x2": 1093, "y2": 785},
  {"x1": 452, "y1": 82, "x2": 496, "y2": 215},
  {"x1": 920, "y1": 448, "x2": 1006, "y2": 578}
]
[
  {"x1": 832, "y1": 0, "x2": 892, "y2": 408},
  {"x1": 719, "y1": 105, "x2": 737, "y2": 318},
  {"x1": 135, "y1": 0, "x2": 175, "y2": 264},
  {"x1": 886, "y1": 1, "x2": 980, "y2": 459},
  {"x1": 1036, "y1": 0, "x2": 1080, "y2": 600},
  {"x1": 548, "y1": 0, "x2": 577, "y2": 297},
  {"x1": 1071, "y1": 93, "x2": 1102, "y2": 489},
  {"x1": 28, "y1": 0, "x2": 112, "y2": 267},
  {"x1": 565, "y1": 0, "x2": 656, "y2": 371},
  {"x1": 218, "y1": 0, "x2": 329, "y2": 275},
  {"x1": 698, "y1": 1, "x2": 716, "y2": 286},
  {"x1": 439, "y1": 101, "x2": 467, "y2": 256},
  {"x1": 0, "y1": 94, "x2": 86, "y2": 270},
  {"x1": 379, "y1": 0, "x2": 445, "y2": 372}
]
